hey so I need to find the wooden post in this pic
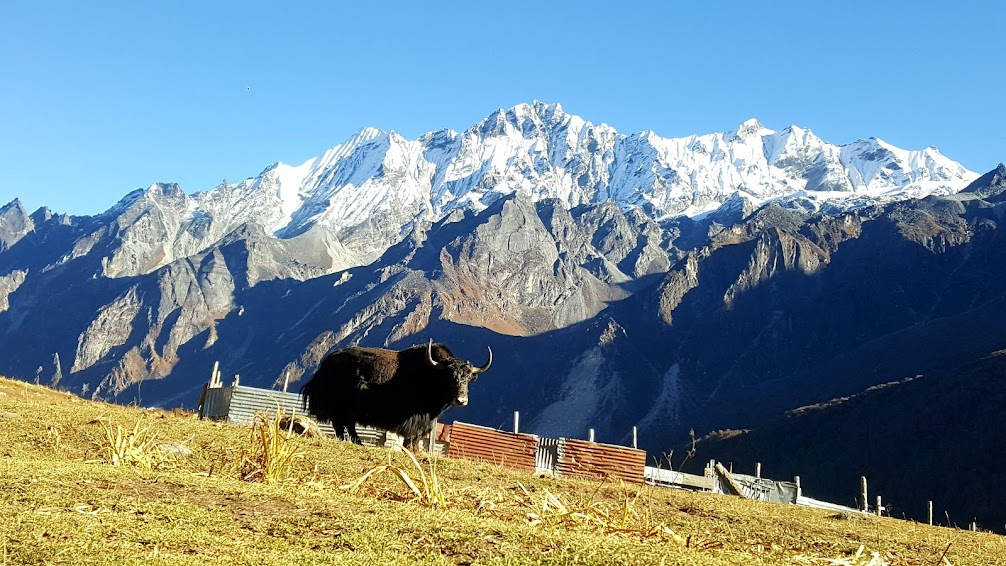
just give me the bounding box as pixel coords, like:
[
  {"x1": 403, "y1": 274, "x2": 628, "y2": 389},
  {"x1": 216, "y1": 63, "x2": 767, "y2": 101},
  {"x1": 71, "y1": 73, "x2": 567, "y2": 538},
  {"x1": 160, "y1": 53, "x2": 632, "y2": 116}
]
[
  {"x1": 428, "y1": 417, "x2": 437, "y2": 454},
  {"x1": 282, "y1": 370, "x2": 290, "y2": 393},
  {"x1": 714, "y1": 462, "x2": 749, "y2": 498},
  {"x1": 632, "y1": 426, "x2": 638, "y2": 449},
  {"x1": 876, "y1": 495, "x2": 882, "y2": 516},
  {"x1": 513, "y1": 411, "x2": 520, "y2": 434},
  {"x1": 860, "y1": 477, "x2": 868, "y2": 513},
  {"x1": 210, "y1": 361, "x2": 220, "y2": 387},
  {"x1": 794, "y1": 476, "x2": 802, "y2": 498},
  {"x1": 233, "y1": 374, "x2": 240, "y2": 387},
  {"x1": 755, "y1": 462, "x2": 761, "y2": 478},
  {"x1": 928, "y1": 501, "x2": 933, "y2": 526},
  {"x1": 588, "y1": 428, "x2": 595, "y2": 442}
]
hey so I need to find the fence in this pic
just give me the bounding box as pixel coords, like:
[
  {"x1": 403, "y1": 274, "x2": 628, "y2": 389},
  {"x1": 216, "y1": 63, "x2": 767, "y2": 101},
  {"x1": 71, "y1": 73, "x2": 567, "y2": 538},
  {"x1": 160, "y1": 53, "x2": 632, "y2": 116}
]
[
  {"x1": 199, "y1": 382, "x2": 394, "y2": 447},
  {"x1": 446, "y1": 422, "x2": 538, "y2": 472},
  {"x1": 195, "y1": 374, "x2": 871, "y2": 516},
  {"x1": 556, "y1": 437, "x2": 646, "y2": 483},
  {"x1": 535, "y1": 437, "x2": 559, "y2": 474},
  {"x1": 644, "y1": 466, "x2": 714, "y2": 491}
]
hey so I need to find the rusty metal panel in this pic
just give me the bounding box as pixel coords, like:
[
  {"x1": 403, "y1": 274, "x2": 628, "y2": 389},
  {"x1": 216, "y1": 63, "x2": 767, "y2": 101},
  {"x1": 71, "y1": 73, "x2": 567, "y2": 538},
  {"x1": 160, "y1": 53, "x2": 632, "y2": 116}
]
[
  {"x1": 447, "y1": 421, "x2": 538, "y2": 472},
  {"x1": 435, "y1": 422, "x2": 452, "y2": 443},
  {"x1": 556, "y1": 438, "x2": 646, "y2": 483}
]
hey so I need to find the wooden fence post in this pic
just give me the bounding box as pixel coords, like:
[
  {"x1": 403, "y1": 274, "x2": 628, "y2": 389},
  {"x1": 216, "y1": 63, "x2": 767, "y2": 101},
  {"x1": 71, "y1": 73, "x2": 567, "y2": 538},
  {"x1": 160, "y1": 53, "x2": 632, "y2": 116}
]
[
  {"x1": 429, "y1": 417, "x2": 437, "y2": 454},
  {"x1": 755, "y1": 462, "x2": 761, "y2": 478},
  {"x1": 282, "y1": 370, "x2": 290, "y2": 393},
  {"x1": 794, "y1": 476, "x2": 802, "y2": 498},
  {"x1": 928, "y1": 501, "x2": 933, "y2": 526},
  {"x1": 513, "y1": 411, "x2": 520, "y2": 434},
  {"x1": 588, "y1": 428, "x2": 595, "y2": 442},
  {"x1": 714, "y1": 462, "x2": 748, "y2": 498},
  {"x1": 210, "y1": 361, "x2": 220, "y2": 387},
  {"x1": 233, "y1": 374, "x2": 240, "y2": 387},
  {"x1": 860, "y1": 477, "x2": 868, "y2": 513},
  {"x1": 876, "y1": 495, "x2": 882, "y2": 516},
  {"x1": 632, "y1": 426, "x2": 638, "y2": 449}
]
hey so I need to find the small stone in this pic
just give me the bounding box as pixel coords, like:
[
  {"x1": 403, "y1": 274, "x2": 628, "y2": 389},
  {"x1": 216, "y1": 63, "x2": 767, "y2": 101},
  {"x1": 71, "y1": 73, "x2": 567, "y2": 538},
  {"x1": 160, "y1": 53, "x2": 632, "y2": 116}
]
[{"x1": 156, "y1": 442, "x2": 193, "y2": 459}]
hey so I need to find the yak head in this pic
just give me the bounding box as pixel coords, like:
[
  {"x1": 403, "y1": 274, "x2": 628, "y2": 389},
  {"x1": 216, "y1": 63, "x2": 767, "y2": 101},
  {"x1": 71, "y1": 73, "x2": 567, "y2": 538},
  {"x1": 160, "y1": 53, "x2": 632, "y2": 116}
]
[{"x1": 426, "y1": 339, "x2": 492, "y2": 406}]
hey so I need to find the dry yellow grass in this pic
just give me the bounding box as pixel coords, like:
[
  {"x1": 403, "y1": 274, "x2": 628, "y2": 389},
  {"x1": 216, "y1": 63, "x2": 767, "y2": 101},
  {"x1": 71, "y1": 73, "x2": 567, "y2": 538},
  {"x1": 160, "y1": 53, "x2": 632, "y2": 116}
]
[{"x1": 1, "y1": 375, "x2": 1005, "y2": 565}]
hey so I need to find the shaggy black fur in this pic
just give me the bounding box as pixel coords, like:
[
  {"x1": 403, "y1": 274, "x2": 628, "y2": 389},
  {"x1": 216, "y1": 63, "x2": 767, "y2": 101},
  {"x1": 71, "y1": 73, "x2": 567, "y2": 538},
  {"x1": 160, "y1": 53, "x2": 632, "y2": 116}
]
[{"x1": 301, "y1": 341, "x2": 490, "y2": 448}]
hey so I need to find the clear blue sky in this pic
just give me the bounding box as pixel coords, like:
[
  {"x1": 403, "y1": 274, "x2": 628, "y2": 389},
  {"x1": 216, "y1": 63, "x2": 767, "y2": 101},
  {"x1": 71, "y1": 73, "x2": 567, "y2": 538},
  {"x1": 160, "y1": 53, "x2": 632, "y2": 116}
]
[{"x1": 2, "y1": 1, "x2": 1003, "y2": 215}]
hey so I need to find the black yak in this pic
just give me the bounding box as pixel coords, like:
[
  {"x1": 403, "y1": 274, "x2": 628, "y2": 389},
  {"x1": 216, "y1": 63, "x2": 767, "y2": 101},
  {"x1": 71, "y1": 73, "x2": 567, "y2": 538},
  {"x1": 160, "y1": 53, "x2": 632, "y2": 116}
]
[{"x1": 301, "y1": 339, "x2": 491, "y2": 449}]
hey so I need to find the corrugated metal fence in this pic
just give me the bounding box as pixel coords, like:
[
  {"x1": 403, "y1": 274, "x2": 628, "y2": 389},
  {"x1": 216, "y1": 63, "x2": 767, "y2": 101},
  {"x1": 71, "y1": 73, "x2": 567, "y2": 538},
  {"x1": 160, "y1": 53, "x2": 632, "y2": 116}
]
[
  {"x1": 556, "y1": 437, "x2": 646, "y2": 483},
  {"x1": 198, "y1": 383, "x2": 855, "y2": 510},
  {"x1": 447, "y1": 422, "x2": 539, "y2": 472},
  {"x1": 535, "y1": 437, "x2": 559, "y2": 473},
  {"x1": 199, "y1": 384, "x2": 388, "y2": 446}
]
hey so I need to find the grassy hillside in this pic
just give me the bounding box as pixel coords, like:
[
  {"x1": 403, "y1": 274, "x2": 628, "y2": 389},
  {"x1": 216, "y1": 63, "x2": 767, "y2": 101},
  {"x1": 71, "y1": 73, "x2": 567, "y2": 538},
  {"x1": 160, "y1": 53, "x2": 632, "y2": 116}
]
[{"x1": 1, "y1": 377, "x2": 1004, "y2": 565}]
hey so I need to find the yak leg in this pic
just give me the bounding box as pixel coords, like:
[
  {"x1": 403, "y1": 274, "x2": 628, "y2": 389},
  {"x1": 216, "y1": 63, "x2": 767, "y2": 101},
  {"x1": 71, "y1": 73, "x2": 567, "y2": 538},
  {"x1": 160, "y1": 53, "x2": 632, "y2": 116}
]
[
  {"x1": 346, "y1": 422, "x2": 363, "y2": 445},
  {"x1": 404, "y1": 435, "x2": 428, "y2": 454},
  {"x1": 331, "y1": 421, "x2": 354, "y2": 443}
]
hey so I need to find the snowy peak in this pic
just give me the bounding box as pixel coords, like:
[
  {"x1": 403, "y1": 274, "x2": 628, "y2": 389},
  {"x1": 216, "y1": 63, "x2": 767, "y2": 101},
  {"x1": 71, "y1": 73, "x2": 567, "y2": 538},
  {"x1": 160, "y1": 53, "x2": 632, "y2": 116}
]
[
  {"x1": 73, "y1": 102, "x2": 979, "y2": 278},
  {"x1": 839, "y1": 137, "x2": 972, "y2": 194},
  {"x1": 733, "y1": 118, "x2": 771, "y2": 139}
]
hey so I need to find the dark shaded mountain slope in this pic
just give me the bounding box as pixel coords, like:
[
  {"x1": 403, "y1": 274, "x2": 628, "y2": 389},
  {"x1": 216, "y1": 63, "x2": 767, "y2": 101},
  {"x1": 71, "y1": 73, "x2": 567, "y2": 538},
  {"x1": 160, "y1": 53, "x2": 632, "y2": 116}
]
[{"x1": 692, "y1": 351, "x2": 1006, "y2": 531}]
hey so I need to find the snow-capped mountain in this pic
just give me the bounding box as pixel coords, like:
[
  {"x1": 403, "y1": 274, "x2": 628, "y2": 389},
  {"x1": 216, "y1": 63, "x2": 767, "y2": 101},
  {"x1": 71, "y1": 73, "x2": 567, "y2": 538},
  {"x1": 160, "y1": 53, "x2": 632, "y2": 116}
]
[
  {"x1": 0, "y1": 103, "x2": 1002, "y2": 532},
  {"x1": 3, "y1": 96, "x2": 1006, "y2": 534},
  {"x1": 89, "y1": 101, "x2": 977, "y2": 278}
]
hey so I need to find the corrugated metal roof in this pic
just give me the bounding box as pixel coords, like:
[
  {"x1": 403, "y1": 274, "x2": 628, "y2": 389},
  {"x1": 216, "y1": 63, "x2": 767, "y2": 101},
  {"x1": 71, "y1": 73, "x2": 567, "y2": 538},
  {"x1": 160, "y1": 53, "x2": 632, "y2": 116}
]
[
  {"x1": 447, "y1": 421, "x2": 538, "y2": 472},
  {"x1": 556, "y1": 438, "x2": 645, "y2": 484}
]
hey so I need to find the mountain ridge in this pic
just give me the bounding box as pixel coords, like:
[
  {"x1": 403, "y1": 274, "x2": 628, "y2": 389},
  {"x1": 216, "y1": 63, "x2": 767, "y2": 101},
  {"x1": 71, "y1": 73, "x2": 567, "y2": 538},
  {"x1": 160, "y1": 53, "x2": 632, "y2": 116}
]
[{"x1": 2, "y1": 102, "x2": 978, "y2": 281}]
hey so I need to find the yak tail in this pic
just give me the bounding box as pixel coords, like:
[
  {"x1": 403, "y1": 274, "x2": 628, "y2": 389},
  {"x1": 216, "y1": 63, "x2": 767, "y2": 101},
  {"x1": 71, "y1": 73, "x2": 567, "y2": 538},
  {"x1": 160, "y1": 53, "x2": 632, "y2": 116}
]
[{"x1": 299, "y1": 375, "x2": 315, "y2": 412}]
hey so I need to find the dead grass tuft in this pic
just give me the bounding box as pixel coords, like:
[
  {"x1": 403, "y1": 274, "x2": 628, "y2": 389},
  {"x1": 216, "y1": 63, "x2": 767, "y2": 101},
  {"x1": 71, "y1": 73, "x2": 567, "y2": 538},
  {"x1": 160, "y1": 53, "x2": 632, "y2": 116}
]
[
  {"x1": 238, "y1": 409, "x2": 306, "y2": 483},
  {"x1": 100, "y1": 416, "x2": 173, "y2": 469},
  {"x1": 518, "y1": 479, "x2": 688, "y2": 545},
  {"x1": 340, "y1": 447, "x2": 448, "y2": 508},
  {"x1": 792, "y1": 544, "x2": 892, "y2": 565}
]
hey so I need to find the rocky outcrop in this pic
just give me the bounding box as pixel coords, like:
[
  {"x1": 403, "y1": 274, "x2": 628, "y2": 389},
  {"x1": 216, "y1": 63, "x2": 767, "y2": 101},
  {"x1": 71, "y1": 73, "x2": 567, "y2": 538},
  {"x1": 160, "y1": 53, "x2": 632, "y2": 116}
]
[
  {"x1": 0, "y1": 200, "x2": 33, "y2": 251},
  {"x1": 0, "y1": 270, "x2": 26, "y2": 313},
  {"x1": 961, "y1": 163, "x2": 1006, "y2": 202}
]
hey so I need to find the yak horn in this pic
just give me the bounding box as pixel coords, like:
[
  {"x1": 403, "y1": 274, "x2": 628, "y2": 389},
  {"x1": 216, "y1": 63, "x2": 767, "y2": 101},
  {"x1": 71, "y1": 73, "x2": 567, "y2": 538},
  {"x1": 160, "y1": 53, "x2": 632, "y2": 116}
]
[
  {"x1": 426, "y1": 339, "x2": 439, "y2": 366},
  {"x1": 474, "y1": 347, "x2": 492, "y2": 374}
]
